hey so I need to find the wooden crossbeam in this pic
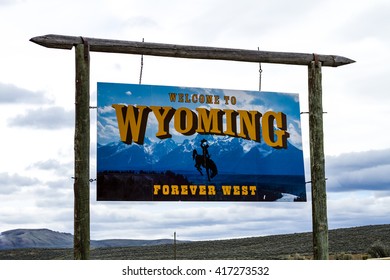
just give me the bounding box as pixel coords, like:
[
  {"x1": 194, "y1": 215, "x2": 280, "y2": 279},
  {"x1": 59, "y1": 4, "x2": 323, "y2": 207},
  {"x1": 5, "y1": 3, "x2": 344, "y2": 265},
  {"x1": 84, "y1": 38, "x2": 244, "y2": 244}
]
[{"x1": 30, "y1": 34, "x2": 355, "y2": 67}]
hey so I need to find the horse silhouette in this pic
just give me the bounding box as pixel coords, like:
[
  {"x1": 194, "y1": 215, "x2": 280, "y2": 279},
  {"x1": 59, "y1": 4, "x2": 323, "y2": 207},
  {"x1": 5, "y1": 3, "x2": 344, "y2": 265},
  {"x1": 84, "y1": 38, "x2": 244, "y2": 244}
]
[{"x1": 192, "y1": 149, "x2": 218, "y2": 181}]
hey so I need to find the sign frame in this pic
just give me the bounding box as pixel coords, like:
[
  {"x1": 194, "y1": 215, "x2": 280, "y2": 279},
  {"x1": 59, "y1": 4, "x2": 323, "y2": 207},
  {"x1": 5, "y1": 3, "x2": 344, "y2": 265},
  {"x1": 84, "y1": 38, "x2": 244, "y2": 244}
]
[
  {"x1": 31, "y1": 34, "x2": 355, "y2": 259},
  {"x1": 97, "y1": 83, "x2": 306, "y2": 202}
]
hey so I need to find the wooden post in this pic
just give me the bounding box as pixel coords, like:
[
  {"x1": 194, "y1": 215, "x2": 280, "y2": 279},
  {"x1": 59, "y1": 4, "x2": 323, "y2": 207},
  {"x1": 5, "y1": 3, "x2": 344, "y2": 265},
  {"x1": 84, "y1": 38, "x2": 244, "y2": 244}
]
[
  {"x1": 74, "y1": 42, "x2": 90, "y2": 260},
  {"x1": 308, "y1": 60, "x2": 329, "y2": 260}
]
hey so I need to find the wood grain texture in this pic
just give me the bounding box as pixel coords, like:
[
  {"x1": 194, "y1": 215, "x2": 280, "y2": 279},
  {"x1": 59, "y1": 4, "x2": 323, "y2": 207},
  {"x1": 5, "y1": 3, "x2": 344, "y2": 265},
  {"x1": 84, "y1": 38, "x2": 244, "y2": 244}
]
[{"x1": 31, "y1": 34, "x2": 355, "y2": 67}]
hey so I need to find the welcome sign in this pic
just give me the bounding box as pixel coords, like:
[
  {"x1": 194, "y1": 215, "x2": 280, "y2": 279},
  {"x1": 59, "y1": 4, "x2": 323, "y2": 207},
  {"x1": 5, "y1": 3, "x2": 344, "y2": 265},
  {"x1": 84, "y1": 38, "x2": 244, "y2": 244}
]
[{"x1": 97, "y1": 83, "x2": 306, "y2": 202}]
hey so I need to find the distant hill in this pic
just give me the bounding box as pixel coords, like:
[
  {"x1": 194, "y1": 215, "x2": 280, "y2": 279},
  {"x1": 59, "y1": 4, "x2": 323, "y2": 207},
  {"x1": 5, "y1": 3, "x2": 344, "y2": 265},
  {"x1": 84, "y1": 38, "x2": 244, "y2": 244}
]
[
  {"x1": 0, "y1": 228, "x2": 183, "y2": 250},
  {"x1": 0, "y1": 229, "x2": 73, "y2": 249}
]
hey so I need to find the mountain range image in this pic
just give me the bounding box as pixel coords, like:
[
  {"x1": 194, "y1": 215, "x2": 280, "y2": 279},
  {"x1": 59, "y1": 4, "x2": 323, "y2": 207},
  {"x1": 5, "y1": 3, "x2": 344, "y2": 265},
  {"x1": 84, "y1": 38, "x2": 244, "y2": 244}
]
[{"x1": 97, "y1": 134, "x2": 304, "y2": 176}]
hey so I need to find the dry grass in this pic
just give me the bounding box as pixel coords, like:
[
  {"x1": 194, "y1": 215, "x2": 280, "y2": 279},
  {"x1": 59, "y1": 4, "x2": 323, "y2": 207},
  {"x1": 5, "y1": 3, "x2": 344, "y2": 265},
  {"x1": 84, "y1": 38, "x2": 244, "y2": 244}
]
[{"x1": 0, "y1": 224, "x2": 389, "y2": 260}]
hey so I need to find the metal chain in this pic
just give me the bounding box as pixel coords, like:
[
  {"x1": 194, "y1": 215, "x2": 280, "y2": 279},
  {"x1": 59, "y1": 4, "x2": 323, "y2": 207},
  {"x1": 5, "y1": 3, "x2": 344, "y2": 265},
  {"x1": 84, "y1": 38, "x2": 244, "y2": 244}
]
[
  {"x1": 258, "y1": 47, "x2": 263, "y2": 91},
  {"x1": 139, "y1": 38, "x2": 144, "y2": 84}
]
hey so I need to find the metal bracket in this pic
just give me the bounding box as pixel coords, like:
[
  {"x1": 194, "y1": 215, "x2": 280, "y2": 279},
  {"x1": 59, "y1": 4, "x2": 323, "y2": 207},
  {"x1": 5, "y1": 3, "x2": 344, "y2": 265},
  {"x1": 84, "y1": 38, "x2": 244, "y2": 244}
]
[
  {"x1": 80, "y1": 37, "x2": 90, "y2": 60},
  {"x1": 301, "y1": 111, "x2": 328, "y2": 114},
  {"x1": 306, "y1": 178, "x2": 328, "y2": 184},
  {"x1": 313, "y1": 53, "x2": 320, "y2": 67},
  {"x1": 71, "y1": 177, "x2": 96, "y2": 183}
]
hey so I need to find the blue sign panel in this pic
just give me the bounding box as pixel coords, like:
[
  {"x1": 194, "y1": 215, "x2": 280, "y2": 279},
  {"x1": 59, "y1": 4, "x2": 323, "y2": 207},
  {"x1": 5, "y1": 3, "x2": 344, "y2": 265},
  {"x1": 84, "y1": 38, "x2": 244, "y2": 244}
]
[{"x1": 97, "y1": 83, "x2": 306, "y2": 202}]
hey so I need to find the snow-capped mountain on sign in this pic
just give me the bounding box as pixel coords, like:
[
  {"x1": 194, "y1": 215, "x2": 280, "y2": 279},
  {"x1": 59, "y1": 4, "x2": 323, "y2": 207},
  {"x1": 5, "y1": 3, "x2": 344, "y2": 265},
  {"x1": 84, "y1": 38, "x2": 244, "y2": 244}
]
[{"x1": 97, "y1": 135, "x2": 304, "y2": 176}]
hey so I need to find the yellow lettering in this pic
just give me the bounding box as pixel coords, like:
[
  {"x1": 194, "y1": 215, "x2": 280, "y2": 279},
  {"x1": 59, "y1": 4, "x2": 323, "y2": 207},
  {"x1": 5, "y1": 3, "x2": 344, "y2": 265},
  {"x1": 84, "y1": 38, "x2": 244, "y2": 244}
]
[
  {"x1": 153, "y1": 185, "x2": 218, "y2": 196},
  {"x1": 111, "y1": 104, "x2": 151, "y2": 144},
  {"x1": 196, "y1": 108, "x2": 224, "y2": 134},
  {"x1": 237, "y1": 110, "x2": 261, "y2": 142},
  {"x1": 169, "y1": 93, "x2": 177, "y2": 102},
  {"x1": 162, "y1": 185, "x2": 170, "y2": 195},
  {"x1": 181, "y1": 185, "x2": 188, "y2": 195},
  {"x1": 150, "y1": 106, "x2": 175, "y2": 139},
  {"x1": 222, "y1": 185, "x2": 232, "y2": 195},
  {"x1": 208, "y1": 185, "x2": 216, "y2": 195},
  {"x1": 171, "y1": 185, "x2": 179, "y2": 195},
  {"x1": 189, "y1": 185, "x2": 197, "y2": 195},
  {"x1": 174, "y1": 107, "x2": 197, "y2": 135},
  {"x1": 250, "y1": 186, "x2": 256, "y2": 195},
  {"x1": 223, "y1": 109, "x2": 238, "y2": 137},
  {"x1": 168, "y1": 93, "x2": 221, "y2": 104},
  {"x1": 242, "y1": 185, "x2": 248, "y2": 195},
  {"x1": 262, "y1": 112, "x2": 289, "y2": 149},
  {"x1": 153, "y1": 185, "x2": 161, "y2": 195},
  {"x1": 221, "y1": 185, "x2": 257, "y2": 196},
  {"x1": 112, "y1": 103, "x2": 289, "y2": 150}
]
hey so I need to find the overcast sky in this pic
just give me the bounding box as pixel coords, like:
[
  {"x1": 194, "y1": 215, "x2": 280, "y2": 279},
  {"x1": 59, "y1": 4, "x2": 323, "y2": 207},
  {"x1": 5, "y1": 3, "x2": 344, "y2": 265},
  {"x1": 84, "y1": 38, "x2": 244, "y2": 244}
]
[{"x1": 0, "y1": 0, "x2": 389, "y2": 241}]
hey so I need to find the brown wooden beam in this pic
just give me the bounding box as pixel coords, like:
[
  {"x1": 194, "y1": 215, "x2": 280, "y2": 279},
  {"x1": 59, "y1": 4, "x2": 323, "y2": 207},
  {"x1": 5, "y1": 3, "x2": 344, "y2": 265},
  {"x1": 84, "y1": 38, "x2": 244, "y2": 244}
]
[
  {"x1": 30, "y1": 34, "x2": 355, "y2": 67},
  {"x1": 308, "y1": 61, "x2": 329, "y2": 260},
  {"x1": 73, "y1": 43, "x2": 90, "y2": 260}
]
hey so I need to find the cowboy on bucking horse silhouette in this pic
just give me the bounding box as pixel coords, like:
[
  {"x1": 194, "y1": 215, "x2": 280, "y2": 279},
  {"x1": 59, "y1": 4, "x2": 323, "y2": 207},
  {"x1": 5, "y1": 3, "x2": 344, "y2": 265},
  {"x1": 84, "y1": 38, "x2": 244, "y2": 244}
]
[
  {"x1": 192, "y1": 138, "x2": 218, "y2": 181},
  {"x1": 200, "y1": 139, "x2": 210, "y2": 159}
]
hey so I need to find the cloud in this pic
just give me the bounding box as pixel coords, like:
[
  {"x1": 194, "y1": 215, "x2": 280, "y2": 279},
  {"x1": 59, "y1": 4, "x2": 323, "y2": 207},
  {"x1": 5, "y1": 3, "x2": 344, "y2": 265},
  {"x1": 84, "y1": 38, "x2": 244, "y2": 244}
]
[
  {"x1": 328, "y1": 194, "x2": 390, "y2": 230},
  {"x1": 7, "y1": 106, "x2": 74, "y2": 129},
  {"x1": 28, "y1": 159, "x2": 73, "y2": 177},
  {"x1": 335, "y1": 2, "x2": 390, "y2": 43},
  {"x1": 0, "y1": 83, "x2": 52, "y2": 104},
  {"x1": 326, "y1": 148, "x2": 390, "y2": 192},
  {"x1": 287, "y1": 121, "x2": 302, "y2": 149},
  {"x1": 98, "y1": 105, "x2": 114, "y2": 114},
  {"x1": 327, "y1": 148, "x2": 390, "y2": 175},
  {"x1": 0, "y1": 172, "x2": 39, "y2": 194},
  {"x1": 33, "y1": 184, "x2": 73, "y2": 209},
  {"x1": 97, "y1": 120, "x2": 119, "y2": 144},
  {"x1": 89, "y1": 202, "x2": 312, "y2": 240},
  {"x1": 0, "y1": 0, "x2": 21, "y2": 6},
  {"x1": 0, "y1": 202, "x2": 73, "y2": 231},
  {"x1": 123, "y1": 16, "x2": 158, "y2": 29}
]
